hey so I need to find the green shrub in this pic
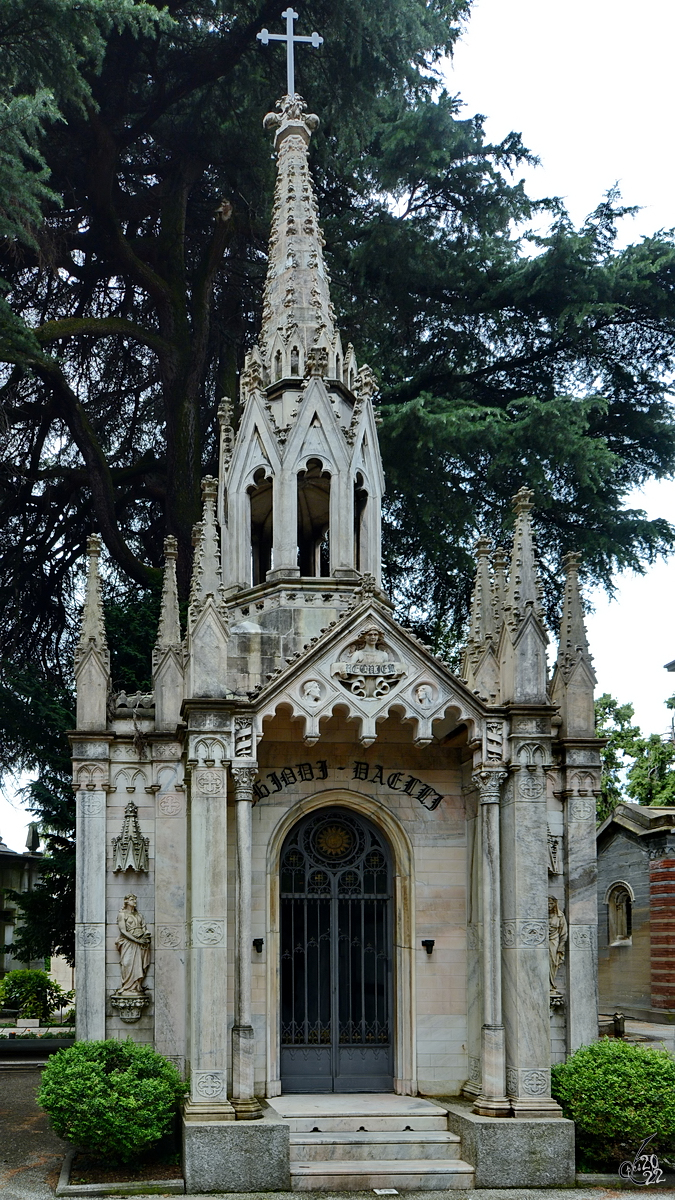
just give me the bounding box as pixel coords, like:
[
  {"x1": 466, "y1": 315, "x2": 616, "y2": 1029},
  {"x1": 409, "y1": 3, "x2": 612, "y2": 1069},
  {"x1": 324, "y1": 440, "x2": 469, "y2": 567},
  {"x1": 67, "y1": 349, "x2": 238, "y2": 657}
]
[
  {"x1": 0, "y1": 969, "x2": 73, "y2": 1022},
  {"x1": 38, "y1": 1039, "x2": 188, "y2": 1163},
  {"x1": 552, "y1": 1038, "x2": 675, "y2": 1169}
]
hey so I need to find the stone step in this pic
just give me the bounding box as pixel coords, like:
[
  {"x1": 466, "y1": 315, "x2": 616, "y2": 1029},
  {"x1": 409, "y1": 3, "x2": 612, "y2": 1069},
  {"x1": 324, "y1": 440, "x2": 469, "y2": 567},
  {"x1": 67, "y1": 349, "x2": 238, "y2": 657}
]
[
  {"x1": 290, "y1": 1158, "x2": 475, "y2": 1191},
  {"x1": 290, "y1": 1130, "x2": 463, "y2": 1162},
  {"x1": 267, "y1": 1094, "x2": 449, "y2": 1132}
]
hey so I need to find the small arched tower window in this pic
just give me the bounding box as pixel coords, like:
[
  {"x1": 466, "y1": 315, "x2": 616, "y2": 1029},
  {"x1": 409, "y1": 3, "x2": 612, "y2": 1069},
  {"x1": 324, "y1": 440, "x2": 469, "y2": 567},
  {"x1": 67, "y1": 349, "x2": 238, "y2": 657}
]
[
  {"x1": 349, "y1": 368, "x2": 355, "y2": 390},
  {"x1": 354, "y1": 472, "x2": 368, "y2": 572},
  {"x1": 274, "y1": 350, "x2": 283, "y2": 381},
  {"x1": 248, "y1": 467, "x2": 273, "y2": 587},
  {"x1": 607, "y1": 883, "x2": 633, "y2": 945},
  {"x1": 297, "y1": 458, "x2": 331, "y2": 577},
  {"x1": 290, "y1": 346, "x2": 300, "y2": 376},
  {"x1": 335, "y1": 354, "x2": 341, "y2": 382}
]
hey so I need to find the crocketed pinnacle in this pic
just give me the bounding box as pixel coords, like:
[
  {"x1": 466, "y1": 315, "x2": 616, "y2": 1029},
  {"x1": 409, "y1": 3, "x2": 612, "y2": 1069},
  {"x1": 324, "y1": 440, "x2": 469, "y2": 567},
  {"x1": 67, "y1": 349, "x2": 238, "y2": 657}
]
[
  {"x1": 259, "y1": 94, "x2": 339, "y2": 376},
  {"x1": 467, "y1": 537, "x2": 495, "y2": 650},
  {"x1": 556, "y1": 552, "x2": 596, "y2": 682},
  {"x1": 504, "y1": 488, "x2": 545, "y2": 625},
  {"x1": 154, "y1": 536, "x2": 181, "y2": 653},
  {"x1": 75, "y1": 534, "x2": 109, "y2": 666},
  {"x1": 188, "y1": 477, "x2": 226, "y2": 616}
]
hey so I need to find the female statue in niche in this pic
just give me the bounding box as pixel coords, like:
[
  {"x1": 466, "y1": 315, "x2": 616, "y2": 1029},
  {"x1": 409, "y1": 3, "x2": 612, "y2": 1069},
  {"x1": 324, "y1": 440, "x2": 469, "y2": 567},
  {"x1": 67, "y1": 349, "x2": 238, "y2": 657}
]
[
  {"x1": 115, "y1": 893, "x2": 151, "y2": 995},
  {"x1": 548, "y1": 896, "x2": 568, "y2": 994}
]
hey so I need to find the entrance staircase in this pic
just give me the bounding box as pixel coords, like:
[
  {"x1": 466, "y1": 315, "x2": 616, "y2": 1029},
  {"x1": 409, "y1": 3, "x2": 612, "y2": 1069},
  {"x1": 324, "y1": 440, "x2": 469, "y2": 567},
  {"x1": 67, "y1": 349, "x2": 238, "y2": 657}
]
[{"x1": 266, "y1": 1095, "x2": 475, "y2": 1191}]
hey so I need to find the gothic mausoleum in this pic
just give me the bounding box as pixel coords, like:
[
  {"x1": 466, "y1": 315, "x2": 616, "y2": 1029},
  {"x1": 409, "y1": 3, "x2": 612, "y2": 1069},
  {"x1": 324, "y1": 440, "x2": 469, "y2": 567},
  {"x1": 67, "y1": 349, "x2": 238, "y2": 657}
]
[{"x1": 72, "y1": 78, "x2": 600, "y2": 1192}]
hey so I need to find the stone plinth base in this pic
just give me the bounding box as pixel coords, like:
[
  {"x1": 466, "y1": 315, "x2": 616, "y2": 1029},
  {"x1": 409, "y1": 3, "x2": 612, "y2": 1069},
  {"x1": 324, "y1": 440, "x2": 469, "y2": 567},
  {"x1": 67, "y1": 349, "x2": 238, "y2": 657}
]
[
  {"x1": 444, "y1": 1100, "x2": 574, "y2": 1188},
  {"x1": 182, "y1": 1110, "x2": 290, "y2": 1193}
]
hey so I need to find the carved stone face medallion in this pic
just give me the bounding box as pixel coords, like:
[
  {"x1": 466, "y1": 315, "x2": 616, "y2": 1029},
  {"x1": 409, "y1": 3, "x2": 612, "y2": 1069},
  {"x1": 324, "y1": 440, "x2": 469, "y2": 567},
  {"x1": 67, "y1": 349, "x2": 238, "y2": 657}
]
[{"x1": 331, "y1": 626, "x2": 407, "y2": 699}]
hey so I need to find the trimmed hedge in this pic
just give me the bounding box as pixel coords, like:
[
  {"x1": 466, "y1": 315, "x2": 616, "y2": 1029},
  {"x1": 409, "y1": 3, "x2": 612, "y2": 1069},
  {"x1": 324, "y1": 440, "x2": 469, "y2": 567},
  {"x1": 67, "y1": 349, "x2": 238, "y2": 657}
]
[
  {"x1": 38, "y1": 1039, "x2": 188, "y2": 1163},
  {"x1": 552, "y1": 1038, "x2": 675, "y2": 1169}
]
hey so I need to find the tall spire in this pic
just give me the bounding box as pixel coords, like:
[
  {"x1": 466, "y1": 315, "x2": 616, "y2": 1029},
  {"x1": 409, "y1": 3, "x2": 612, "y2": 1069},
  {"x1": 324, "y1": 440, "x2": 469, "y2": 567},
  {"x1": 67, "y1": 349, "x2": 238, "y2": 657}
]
[
  {"x1": 75, "y1": 534, "x2": 110, "y2": 729},
  {"x1": 153, "y1": 536, "x2": 184, "y2": 730},
  {"x1": 185, "y1": 477, "x2": 229, "y2": 698},
  {"x1": 155, "y1": 536, "x2": 181, "y2": 651},
  {"x1": 503, "y1": 488, "x2": 544, "y2": 626},
  {"x1": 259, "y1": 94, "x2": 341, "y2": 381},
  {"x1": 555, "y1": 552, "x2": 593, "y2": 679},
  {"x1": 189, "y1": 477, "x2": 225, "y2": 613},
  {"x1": 552, "y1": 552, "x2": 596, "y2": 736},
  {"x1": 462, "y1": 537, "x2": 501, "y2": 701},
  {"x1": 468, "y1": 537, "x2": 496, "y2": 647}
]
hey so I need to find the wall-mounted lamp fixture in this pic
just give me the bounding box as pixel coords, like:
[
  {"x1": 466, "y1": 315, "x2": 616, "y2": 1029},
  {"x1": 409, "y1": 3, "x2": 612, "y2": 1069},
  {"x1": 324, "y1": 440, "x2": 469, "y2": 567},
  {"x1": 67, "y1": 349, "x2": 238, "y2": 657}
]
[
  {"x1": 421, "y1": 939, "x2": 435, "y2": 955},
  {"x1": 253, "y1": 938, "x2": 264, "y2": 953}
]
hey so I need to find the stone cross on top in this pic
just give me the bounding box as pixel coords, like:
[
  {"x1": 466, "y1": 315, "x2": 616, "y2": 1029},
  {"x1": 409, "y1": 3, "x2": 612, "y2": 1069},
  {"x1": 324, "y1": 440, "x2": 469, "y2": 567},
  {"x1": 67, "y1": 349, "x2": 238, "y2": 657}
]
[{"x1": 257, "y1": 8, "x2": 323, "y2": 97}]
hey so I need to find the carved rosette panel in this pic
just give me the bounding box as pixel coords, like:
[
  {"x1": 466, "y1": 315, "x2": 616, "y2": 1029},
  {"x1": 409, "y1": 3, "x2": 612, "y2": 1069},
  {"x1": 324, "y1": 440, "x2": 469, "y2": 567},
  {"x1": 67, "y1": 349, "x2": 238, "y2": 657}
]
[
  {"x1": 569, "y1": 797, "x2": 594, "y2": 821},
  {"x1": 193, "y1": 768, "x2": 225, "y2": 797},
  {"x1": 501, "y1": 919, "x2": 547, "y2": 948},
  {"x1": 520, "y1": 1068, "x2": 550, "y2": 1097},
  {"x1": 192, "y1": 919, "x2": 225, "y2": 947},
  {"x1": 505, "y1": 1067, "x2": 519, "y2": 1096},
  {"x1": 156, "y1": 925, "x2": 183, "y2": 949},
  {"x1": 158, "y1": 792, "x2": 184, "y2": 817},
  {"x1": 79, "y1": 793, "x2": 104, "y2": 816},
  {"x1": 194, "y1": 1071, "x2": 225, "y2": 1099},
  {"x1": 75, "y1": 924, "x2": 104, "y2": 949},
  {"x1": 468, "y1": 1056, "x2": 481, "y2": 1084},
  {"x1": 570, "y1": 925, "x2": 594, "y2": 950}
]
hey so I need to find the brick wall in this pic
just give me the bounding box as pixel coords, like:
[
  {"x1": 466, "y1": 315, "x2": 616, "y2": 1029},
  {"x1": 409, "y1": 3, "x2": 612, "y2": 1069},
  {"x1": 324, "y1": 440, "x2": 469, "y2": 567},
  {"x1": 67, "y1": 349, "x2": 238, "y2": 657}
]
[{"x1": 649, "y1": 854, "x2": 675, "y2": 1009}]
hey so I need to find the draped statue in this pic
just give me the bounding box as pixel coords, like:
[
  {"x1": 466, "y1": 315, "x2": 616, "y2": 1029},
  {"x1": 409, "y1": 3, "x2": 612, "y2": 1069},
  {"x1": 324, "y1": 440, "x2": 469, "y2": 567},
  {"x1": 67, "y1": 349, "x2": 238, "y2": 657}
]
[{"x1": 115, "y1": 894, "x2": 151, "y2": 995}]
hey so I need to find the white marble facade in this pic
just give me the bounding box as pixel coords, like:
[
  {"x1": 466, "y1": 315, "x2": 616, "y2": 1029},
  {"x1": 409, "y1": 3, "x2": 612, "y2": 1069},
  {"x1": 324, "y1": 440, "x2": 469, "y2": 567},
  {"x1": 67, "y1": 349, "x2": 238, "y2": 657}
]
[{"x1": 72, "y1": 93, "x2": 600, "y2": 1132}]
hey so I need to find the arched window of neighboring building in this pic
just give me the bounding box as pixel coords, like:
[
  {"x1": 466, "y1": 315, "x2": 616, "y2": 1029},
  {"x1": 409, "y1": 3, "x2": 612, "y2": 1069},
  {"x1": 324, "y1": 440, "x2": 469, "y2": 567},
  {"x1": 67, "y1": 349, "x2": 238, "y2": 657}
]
[
  {"x1": 274, "y1": 350, "x2": 283, "y2": 381},
  {"x1": 354, "y1": 471, "x2": 368, "y2": 572},
  {"x1": 335, "y1": 354, "x2": 341, "y2": 382},
  {"x1": 297, "y1": 458, "x2": 330, "y2": 577},
  {"x1": 606, "y1": 882, "x2": 633, "y2": 946},
  {"x1": 248, "y1": 467, "x2": 273, "y2": 586},
  {"x1": 290, "y1": 346, "x2": 300, "y2": 376}
]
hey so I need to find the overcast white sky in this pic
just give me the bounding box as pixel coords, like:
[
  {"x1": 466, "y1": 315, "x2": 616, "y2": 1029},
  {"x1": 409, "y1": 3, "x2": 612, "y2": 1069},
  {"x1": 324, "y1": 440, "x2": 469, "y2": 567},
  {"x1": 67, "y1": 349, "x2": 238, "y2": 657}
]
[
  {"x1": 446, "y1": 0, "x2": 675, "y2": 738},
  {"x1": 1, "y1": 0, "x2": 674, "y2": 851}
]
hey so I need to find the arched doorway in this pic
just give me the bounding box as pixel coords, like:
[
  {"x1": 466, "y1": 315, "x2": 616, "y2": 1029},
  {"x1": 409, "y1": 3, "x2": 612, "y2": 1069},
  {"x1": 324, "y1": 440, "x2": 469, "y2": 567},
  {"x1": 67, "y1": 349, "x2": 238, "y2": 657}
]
[{"x1": 279, "y1": 806, "x2": 394, "y2": 1093}]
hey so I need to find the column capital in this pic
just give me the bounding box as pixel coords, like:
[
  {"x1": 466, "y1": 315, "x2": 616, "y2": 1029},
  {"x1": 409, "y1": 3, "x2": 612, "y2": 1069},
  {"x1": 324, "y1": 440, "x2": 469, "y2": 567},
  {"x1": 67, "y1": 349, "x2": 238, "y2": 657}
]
[
  {"x1": 472, "y1": 768, "x2": 507, "y2": 804},
  {"x1": 231, "y1": 764, "x2": 258, "y2": 802}
]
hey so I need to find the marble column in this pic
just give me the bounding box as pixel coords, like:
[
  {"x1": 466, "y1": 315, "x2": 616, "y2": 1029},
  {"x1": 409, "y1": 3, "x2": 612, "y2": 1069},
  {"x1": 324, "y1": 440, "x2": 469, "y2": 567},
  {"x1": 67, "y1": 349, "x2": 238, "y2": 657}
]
[
  {"x1": 562, "y1": 755, "x2": 600, "y2": 1051},
  {"x1": 74, "y1": 756, "x2": 108, "y2": 1042},
  {"x1": 185, "y1": 756, "x2": 235, "y2": 1121},
  {"x1": 230, "y1": 766, "x2": 263, "y2": 1119},
  {"x1": 472, "y1": 769, "x2": 510, "y2": 1117},
  {"x1": 501, "y1": 730, "x2": 562, "y2": 1117}
]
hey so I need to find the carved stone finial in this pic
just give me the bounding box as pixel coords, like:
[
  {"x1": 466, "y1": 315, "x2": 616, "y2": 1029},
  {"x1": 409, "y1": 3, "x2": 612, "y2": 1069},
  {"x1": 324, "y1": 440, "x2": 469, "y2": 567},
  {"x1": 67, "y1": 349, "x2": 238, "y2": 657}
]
[
  {"x1": 556, "y1": 551, "x2": 594, "y2": 682},
  {"x1": 504, "y1": 489, "x2": 545, "y2": 627},
  {"x1": 111, "y1": 801, "x2": 150, "y2": 873},
  {"x1": 259, "y1": 90, "x2": 338, "y2": 394},
  {"x1": 188, "y1": 479, "x2": 225, "y2": 616},
  {"x1": 154, "y1": 536, "x2": 181, "y2": 655},
  {"x1": 468, "y1": 537, "x2": 495, "y2": 649},
  {"x1": 76, "y1": 534, "x2": 109, "y2": 658}
]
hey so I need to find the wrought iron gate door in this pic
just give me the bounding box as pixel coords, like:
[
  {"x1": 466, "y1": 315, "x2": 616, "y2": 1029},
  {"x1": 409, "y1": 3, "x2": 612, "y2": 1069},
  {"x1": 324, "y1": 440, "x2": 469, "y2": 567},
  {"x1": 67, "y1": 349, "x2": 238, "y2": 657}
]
[{"x1": 280, "y1": 807, "x2": 393, "y2": 1093}]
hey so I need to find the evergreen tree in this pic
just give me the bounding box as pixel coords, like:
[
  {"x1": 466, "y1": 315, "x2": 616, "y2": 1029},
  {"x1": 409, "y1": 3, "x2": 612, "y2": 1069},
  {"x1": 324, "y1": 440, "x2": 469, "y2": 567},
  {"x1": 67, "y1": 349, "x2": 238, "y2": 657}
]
[
  {"x1": 595, "y1": 693, "x2": 675, "y2": 822},
  {"x1": 3, "y1": 0, "x2": 675, "y2": 954}
]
